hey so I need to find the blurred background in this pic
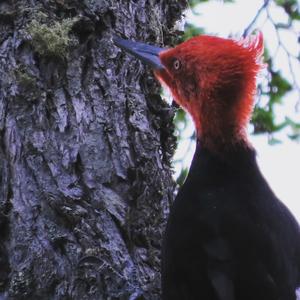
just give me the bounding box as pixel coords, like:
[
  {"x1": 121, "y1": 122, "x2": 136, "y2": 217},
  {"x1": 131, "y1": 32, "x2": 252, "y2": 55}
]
[{"x1": 170, "y1": 0, "x2": 300, "y2": 221}]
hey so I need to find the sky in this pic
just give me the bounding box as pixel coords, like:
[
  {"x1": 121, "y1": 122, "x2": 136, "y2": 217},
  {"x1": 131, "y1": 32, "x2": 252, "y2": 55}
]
[{"x1": 173, "y1": 0, "x2": 300, "y2": 222}]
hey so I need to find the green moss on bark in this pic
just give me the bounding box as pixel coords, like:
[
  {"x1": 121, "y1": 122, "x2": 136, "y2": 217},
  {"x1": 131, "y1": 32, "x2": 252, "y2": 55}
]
[{"x1": 27, "y1": 18, "x2": 77, "y2": 58}]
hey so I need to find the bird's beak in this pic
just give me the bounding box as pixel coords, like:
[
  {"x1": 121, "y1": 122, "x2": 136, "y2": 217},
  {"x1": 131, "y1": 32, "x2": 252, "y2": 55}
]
[{"x1": 113, "y1": 36, "x2": 165, "y2": 70}]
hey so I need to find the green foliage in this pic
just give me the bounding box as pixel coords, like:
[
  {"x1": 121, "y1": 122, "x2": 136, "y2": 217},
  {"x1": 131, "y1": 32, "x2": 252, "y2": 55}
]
[
  {"x1": 286, "y1": 117, "x2": 300, "y2": 141},
  {"x1": 182, "y1": 23, "x2": 205, "y2": 41},
  {"x1": 275, "y1": 0, "x2": 300, "y2": 21},
  {"x1": 189, "y1": 0, "x2": 209, "y2": 8},
  {"x1": 252, "y1": 106, "x2": 284, "y2": 134},
  {"x1": 27, "y1": 17, "x2": 77, "y2": 58},
  {"x1": 173, "y1": 108, "x2": 195, "y2": 186},
  {"x1": 252, "y1": 46, "x2": 293, "y2": 135},
  {"x1": 176, "y1": 167, "x2": 189, "y2": 186},
  {"x1": 174, "y1": 108, "x2": 188, "y2": 127},
  {"x1": 269, "y1": 71, "x2": 292, "y2": 104}
]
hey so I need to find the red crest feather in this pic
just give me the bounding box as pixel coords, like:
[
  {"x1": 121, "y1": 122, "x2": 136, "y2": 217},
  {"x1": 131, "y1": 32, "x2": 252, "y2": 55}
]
[{"x1": 236, "y1": 31, "x2": 265, "y2": 69}]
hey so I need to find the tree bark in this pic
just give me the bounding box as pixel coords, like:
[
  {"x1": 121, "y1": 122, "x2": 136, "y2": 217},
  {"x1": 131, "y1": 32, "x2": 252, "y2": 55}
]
[{"x1": 0, "y1": 0, "x2": 186, "y2": 299}]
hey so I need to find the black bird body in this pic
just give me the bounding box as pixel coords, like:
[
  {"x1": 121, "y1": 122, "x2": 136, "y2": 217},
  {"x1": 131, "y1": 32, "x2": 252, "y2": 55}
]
[{"x1": 162, "y1": 143, "x2": 300, "y2": 300}]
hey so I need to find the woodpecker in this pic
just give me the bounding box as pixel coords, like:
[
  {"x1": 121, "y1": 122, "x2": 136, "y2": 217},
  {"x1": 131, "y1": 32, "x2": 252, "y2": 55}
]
[{"x1": 113, "y1": 33, "x2": 300, "y2": 300}]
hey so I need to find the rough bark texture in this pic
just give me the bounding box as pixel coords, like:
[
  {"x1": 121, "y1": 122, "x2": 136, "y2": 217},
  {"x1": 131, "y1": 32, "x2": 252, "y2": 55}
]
[{"x1": 0, "y1": 0, "x2": 186, "y2": 299}]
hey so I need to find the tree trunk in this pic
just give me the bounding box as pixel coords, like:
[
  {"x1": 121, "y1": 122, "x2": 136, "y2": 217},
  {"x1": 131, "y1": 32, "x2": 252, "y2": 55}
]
[{"x1": 0, "y1": 0, "x2": 186, "y2": 299}]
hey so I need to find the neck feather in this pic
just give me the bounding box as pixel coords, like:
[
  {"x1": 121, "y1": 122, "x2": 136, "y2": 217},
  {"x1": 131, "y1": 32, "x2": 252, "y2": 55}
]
[
  {"x1": 190, "y1": 99, "x2": 253, "y2": 155},
  {"x1": 193, "y1": 140, "x2": 256, "y2": 172}
]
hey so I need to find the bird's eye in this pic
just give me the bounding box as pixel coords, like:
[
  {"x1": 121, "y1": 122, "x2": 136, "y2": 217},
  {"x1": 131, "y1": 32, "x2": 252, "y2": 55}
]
[{"x1": 173, "y1": 59, "x2": 181, "y2": 70}]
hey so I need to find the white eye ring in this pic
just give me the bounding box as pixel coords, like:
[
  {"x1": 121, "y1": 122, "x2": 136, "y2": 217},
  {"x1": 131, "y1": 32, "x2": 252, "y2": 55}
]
[{"x1": 173, "y1": 59, "x2": 181, "y2": 70}]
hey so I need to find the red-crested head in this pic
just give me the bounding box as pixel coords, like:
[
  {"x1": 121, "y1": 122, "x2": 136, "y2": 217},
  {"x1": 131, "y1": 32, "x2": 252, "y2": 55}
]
[{"x1": 155, "y1": 32, "x2": 264, "y2": 151}]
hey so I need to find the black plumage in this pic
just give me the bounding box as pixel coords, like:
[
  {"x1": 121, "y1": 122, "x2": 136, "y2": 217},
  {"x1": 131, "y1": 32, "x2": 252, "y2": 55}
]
[{"x1": 162, "y1": 143, "x2": 300, "y2": 300}]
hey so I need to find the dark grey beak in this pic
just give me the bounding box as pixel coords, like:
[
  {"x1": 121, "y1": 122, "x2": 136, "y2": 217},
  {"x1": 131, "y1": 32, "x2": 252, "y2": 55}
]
[{"x1": 113, "y1": 36, "x2": 165, "y2": 70}]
